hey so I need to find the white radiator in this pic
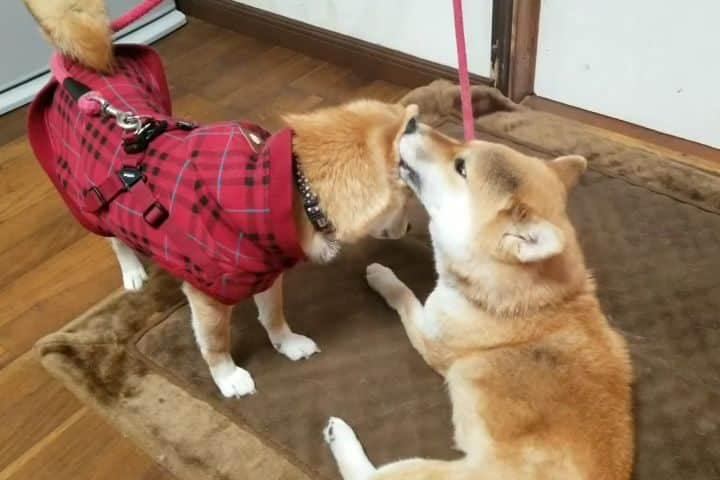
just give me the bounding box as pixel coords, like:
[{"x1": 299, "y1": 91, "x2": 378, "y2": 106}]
[{"x1": 0, "y1": 0, "x2": 186, "y2": 115}]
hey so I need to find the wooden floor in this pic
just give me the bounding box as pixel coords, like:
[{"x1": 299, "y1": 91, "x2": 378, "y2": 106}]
[{"x1": 0, "y1": 18, "x2": 407, "y2": 480}]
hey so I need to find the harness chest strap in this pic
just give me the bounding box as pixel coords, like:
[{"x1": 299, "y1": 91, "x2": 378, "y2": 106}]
[
  {"x1": 81, "y1": 117, "x2": 172, "y2": 218},
  {"x1": 60, "y1": 75, "x2": 179, "y2": 225},
  {"x1": 80, "y1": 117, "x2": 171, "y2": 224},
  {"x1": 80, "y1": 117, "x2": 266, "y2": 228},
  {"x1": 83, "y1": 165, "x2": 168, "y2": 227},
  {"x1": 83, "y1": 171, "x2": 126, "y2": 213}
]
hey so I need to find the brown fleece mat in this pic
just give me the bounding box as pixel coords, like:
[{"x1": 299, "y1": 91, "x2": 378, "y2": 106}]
[
  {"x1": 135, "y1": 210, "x2": 454, "y2": 479},
  {"x1": 38, "y1": 82, "x2": 720, "y2": 480}
]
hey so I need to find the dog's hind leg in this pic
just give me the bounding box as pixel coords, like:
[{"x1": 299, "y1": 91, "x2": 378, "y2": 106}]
[
  {"x1": 183, "y1": 282, "x2": 256, "y2": 397},
  {"x1": 372, "y1": 459, "x2": 475, "y2": 480},
  {"x1": 109, "y1": 237, "x2": 148, "y2": 291},
  {"x1": 254, "y1": 274, "x2": 320, "y2": 361}
]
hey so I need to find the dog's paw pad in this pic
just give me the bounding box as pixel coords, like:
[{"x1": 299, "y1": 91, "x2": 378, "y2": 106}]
[
  {"x1": 275, "y1": 333, "x2": 320, "y2": 361},
  {"x1": 122, "y1": 265, "x2": 148, "y2": 291},
  {"x1": 323, "y1": 418, "x2": 336, "y2": 444},
  {"x1": 215, "y1": 367, "x2": 256, "y2": 398}
]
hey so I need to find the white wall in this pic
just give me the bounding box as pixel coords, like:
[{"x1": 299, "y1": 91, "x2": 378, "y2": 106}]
[
  {"x1": 235, "y1": 0, "x2": 493, "y2": 77},
  {"x1": 0, "y1": 0, "x2": 176, "y2": 93},
  {"x1": 0, "y1": 1, "x2": 183, "y2": 115},
  {"x1": 535, "y1": 0, "x2": 720, "y2": 148}
]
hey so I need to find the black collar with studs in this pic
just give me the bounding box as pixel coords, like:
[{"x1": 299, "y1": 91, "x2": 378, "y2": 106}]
[{"x1": 293, "y1": 157, "x2": 336, "y2": 236}]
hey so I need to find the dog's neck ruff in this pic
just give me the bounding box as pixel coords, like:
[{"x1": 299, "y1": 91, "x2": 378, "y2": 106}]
[
  {"x1": 444, "y1": 263, "x2": 591, "y2": 319},
  {"x1": 292, "y1": 157, "x2": 336, "y2": 237}
]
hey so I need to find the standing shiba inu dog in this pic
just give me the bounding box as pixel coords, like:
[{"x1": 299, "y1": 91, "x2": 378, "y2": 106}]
[
  {"x1": 24, "y1": 0, "x2": 415, "y2": 398},
  {"x1": 324, "y1": 127, "x2": 634, "y2": 479}
]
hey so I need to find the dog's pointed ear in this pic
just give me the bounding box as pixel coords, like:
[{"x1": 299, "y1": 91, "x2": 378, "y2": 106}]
[
  {"x1": 499, "y1": 214, "x2": 565, "y2": 263},
  {"x1": 548, "y1": 155, "x2": 587, "y2": 189},
  {"x1": 404, "y1": 103, "x2": 419, "y2": 118}
]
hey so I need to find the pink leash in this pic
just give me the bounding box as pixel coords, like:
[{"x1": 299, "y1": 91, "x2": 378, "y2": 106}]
[
  {"x1": 111, "y1": 0, "x2": 165, "y2": 32},
  {"x1": 452, "y1": 0, "x2": 474, "y2": 141}
]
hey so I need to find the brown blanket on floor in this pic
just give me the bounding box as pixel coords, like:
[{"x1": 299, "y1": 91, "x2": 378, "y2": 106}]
[{"x1": 38, "y1": 81, "x2": 720, "y2": 480}]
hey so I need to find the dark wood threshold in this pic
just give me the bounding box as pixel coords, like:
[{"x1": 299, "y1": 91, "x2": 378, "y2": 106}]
[
  {"x1": 490, "y1": 0, "x2": 513, "y2": 94},
  {"x1": 525, "y1": 96, "x2": 720, "y2": 171},
  {"x1": 507, "y1": 0, "x2": 540, "y2": 102},
  {"x1": 176, "y1": 0, "x2": 490, "y2": 89},
  {"x1": 491, "y1": 0, "x2": 540, "y2": 102}
]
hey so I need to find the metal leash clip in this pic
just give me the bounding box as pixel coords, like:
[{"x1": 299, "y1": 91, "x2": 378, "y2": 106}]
[
  {"x1": 84, "y1": 94, "x2": 167, "y2": 153},
  {"x1": 123, "y1": 119, "x2": 168, "y2": 154},
  {"x1": 86, "y1": 95, "x2": 145, "y2": 134}
]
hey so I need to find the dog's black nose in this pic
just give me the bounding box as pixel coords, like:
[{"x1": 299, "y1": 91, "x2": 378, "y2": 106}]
[{"x1": 404, "y1": 117, "x2": 418, "y2": 135}]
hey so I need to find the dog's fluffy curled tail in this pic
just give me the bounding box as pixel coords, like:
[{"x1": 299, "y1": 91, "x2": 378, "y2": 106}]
[{"x1": 23, "y1": 0, "x2": 114, "y2": 73}]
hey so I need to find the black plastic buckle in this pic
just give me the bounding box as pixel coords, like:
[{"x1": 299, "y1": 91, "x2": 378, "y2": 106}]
[
  {"x1": 118, "y1": 166, "x2": 145, "y2": 189},
  {"x1": 143, "y1": 202, "x2": 168, "y2": 227},
  {"x1": 175, "y1": 120, "x2": 197, "y2": 131},
  {"x1": 123, "y1": 120, "x2": 168, "y2": 154}
]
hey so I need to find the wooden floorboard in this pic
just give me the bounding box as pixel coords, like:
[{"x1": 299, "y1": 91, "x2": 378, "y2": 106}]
[
  {"x1": 0, "y1": 354, "x2": 83, "y2": 472},
  {"x1": 0, "y1": 108, "x2": 29, "y2": 146},
  {"x1": 0, "y1": 17, "x2": 409, "y2": 479}
]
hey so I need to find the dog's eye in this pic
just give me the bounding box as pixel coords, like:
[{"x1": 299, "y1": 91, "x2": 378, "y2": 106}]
[{"x1": 454, "y1": 158, "x2": 467, "y2": 178}]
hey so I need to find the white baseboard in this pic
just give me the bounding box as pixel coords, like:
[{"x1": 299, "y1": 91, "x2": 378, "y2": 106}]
[
  {"x1": 119, "y1": 9, "x2": 187, "y2": 45},
  {"x1": 0, "y1": 9, "x2": 187, "y2": 116}
]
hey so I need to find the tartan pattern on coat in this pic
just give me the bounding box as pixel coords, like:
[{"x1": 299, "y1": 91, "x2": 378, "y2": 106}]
[{"x1": 27, "y1": 45, "x2": 304, "y2": 304}]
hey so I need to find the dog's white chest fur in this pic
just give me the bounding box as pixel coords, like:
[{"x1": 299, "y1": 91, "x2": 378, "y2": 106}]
[{"x1": 424, "y1": 283, "x2": 475, "y2": 339}]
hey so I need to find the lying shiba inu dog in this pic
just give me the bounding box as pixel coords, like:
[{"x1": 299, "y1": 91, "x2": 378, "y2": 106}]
[
  {"x1": 24, "y1": 0, "x2": 415, "y2": 397},
  {"x1": 324, "y1": 129, "x2": 634, "y2": 479}
]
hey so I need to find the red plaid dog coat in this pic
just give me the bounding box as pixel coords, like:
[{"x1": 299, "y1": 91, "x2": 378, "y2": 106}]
[{"x1": 28, "y1": 45, "x2": 305, "y2": 304}]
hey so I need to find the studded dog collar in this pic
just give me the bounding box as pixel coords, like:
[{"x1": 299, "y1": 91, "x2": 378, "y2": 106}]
[{"x1": 292, "y1": 157, "x2": 336, "y2": 236}]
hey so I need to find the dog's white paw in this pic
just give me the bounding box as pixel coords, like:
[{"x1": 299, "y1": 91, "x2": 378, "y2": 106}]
[
  {"x1": 214, "y1": 367, "x2": 256, "y2": 398},
  {"x1": 366, "y1": 263, "x2": 403, "y2": 298},
  {"x1": 274, "y1": 332, "x2": 320, "y2": 361},
  {"x1": 324, "y1": 417, "x2": 358, "y2": 446},
  {"x1": 324, "y1": 417, "x2": 375, "y2": 479},
  {"x1": 122, "y1": 265, "x2": 148, "y2": 291}
]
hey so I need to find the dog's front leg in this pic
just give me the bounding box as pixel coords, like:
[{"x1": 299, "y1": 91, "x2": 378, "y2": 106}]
[
  {"x1": 254, "y1": 274, "x2": 320, "y2": 361},
  {"x1": 183, "y1": 282, "x2": 256, "y2": 397},
  {"x1": 365, "y1": 263, "x2": 429, "y2": 360},
  {"x1": 324, "y1": 417, "x2": 377, "y2": 480},
  {"x1": 324, "y1": 417, "x2": 468, "y2": 480},
  {"x1": 109, "y1": 237, "x2": 148, "y2": 291}
]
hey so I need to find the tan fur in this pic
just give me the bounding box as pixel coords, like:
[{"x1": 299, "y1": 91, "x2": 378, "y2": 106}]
[
  {"x1": 24, "y1": 0, "x2": 416, "y2": 397},
  {"x1": 23, "y1": 0, "x2": 114, "y2": 73},
  {"x1": 327, "y1": 130, "x2": 633, "y2": 479},
  {"x1": 286, "y1": 102, "x2": 416, "y2": 245}
]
